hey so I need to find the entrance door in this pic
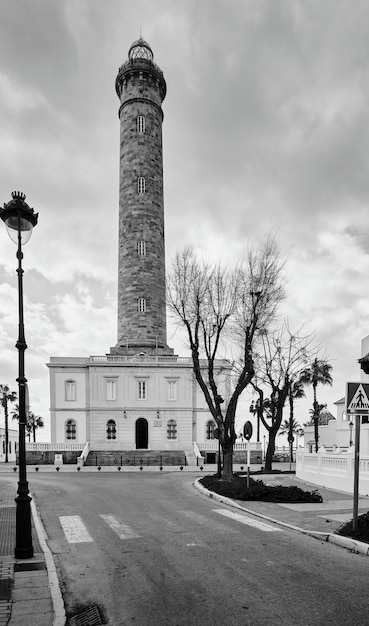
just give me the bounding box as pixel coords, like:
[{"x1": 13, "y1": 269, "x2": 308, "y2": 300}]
[{"x1": 135, "y1": 418, "x2": 148, "y2": 449}]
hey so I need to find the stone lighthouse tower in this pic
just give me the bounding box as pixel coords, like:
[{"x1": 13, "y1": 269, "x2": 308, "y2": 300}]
[{"x1": 112, "y1": 38, "x2": 173, "y2": 356}]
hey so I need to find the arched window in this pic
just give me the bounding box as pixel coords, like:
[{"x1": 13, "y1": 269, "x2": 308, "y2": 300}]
[
  {"x1": 138, "y1": 177, "x2": 145, "y2": 194},
  {"x1": 65, "y1": 419, "x2": 77, "y2": 441},
  {"x1": 106, "y1": 420, "x2": 117, "y2": 440},
  {"x1": 138, "y1": 297, "x2": 146, "y2": 313},
  {"x1": 206, "y1": 420, "x2": 216, "y2": 440},
  {"x1": 137, "y1": 115, "x2": 145, "y2": 133},
  {"x1": 137, "y1": 240, "x2": 146, "y2": 256},
  {"x1": 167, "y1": 419, "x2": 177, "y2": 440}
]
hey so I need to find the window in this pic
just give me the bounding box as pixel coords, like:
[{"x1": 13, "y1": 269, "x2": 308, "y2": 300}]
[
  {"x1": 138, "y1": 297, "x2": 146, "y2": 313},
  {"x1": 168, "y1": 380, "x2": 177, "y2": 401},
  {"x1": 206, "y1": 420, "x2": 216, "y2": 440},
  {"x1": 137, "y1": 115, "x2": 145, "y2": 133},
  {"x1": 138, "y1": 381, "x2": 146, "y2": 400},
  {"x1": 167, "y1": 420, "x2": 177, "y2": 440},
  {"x1": 106, "y1": 379, "x2": 117, "y2": 401},
  {"x1": 65, "y1": 420, "x2": 77, "y2": 440},
  {"x1": 106, "y1": 419, "x2": 117, "y2": 440},
  {"x1": 65, "y1": 380, "x2": 76, "y2": 401},
  {"x1": 138, "y1": 176, "x2": 145, "y2": 194},
  {"x1": 137, "y1": 240, "x2": 146, "y2": 256}
]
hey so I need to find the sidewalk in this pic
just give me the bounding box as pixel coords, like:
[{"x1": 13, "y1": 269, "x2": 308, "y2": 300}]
[{"x1": 0, "y1": 478, "x2": 65, "y2": 626}]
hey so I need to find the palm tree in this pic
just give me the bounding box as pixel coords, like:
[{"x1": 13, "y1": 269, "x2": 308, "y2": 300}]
[
  {"x1": 11, "y1": 405, "x2": 44, "y2": 442},
  {"x1": 299, "y1": 358, "x2": 333, "y2": 452},
  {"x1": 279, "y1": 417, "x2": 303, "y2": 462},
  {"x1": 27, "y1": 411, "x2": 44, "y2": 442},
  {"x1": 0, "y1": 385, "x2": 17, "y2": 462}
]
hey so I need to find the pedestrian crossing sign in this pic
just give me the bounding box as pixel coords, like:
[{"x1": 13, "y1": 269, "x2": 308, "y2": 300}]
[{"x1": 346, "y1": 382, "x2": 369, "y2": 414}]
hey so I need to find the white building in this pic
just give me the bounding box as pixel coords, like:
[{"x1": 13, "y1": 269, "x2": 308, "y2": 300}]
[
  {"x1": 298, "y1": 334, "x2": 369, "y2": 494},
  {"x1": 0, "y1": 426, "x2": 18, "y2": 463}
]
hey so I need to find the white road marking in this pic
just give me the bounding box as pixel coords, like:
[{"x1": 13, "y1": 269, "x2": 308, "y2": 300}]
[
  {"x1": 59, "y1": 515, "x2": 93, "y2": 543},
  {"x1": 213, "y1": 509, "x2": 283, "y2": 532},
  {"x1": 181, "y1": 510, "x2": 238, "y2": 534},
  {"x1": 100, "y1": 514, "x2": 141, "y2": 540}
]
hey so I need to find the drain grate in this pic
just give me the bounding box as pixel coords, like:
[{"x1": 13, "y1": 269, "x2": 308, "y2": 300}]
[
  {"x1": 14, "y1": 561, "x2": 46, "y2": 572},
  {"x1": 69, "y1": 605, "x2": 104, "y2": 626}
]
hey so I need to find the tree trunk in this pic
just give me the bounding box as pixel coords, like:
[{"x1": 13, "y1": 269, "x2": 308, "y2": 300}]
[
  {"x1": 313, "y1": 383, "x2": 319, "y2": 453},
  {"x1": 222, "y1": 444, "x2": 234, "y2": 481},
  {"x1": 265, "y1": 436, "x2": 275, "y2": 471},
  {"x1": 4, "y1": 403, "x2": 8, "y2": 463}
]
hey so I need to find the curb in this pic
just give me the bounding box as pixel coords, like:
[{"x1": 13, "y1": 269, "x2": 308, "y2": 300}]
[
  {"x1": 30, "y1": 494, "x2": 66, "y2": 625},
  {"x1": 193, "y1": 478, "x2": 369, "y2": 556}
]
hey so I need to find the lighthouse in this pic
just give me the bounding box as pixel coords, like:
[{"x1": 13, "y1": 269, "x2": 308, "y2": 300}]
[{"x1": 112, "y1": 38, "x2": 172, "y2": 355}]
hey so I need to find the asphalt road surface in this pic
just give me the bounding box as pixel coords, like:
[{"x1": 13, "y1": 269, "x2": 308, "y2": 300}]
[{"x1": 7, "y1": 472, "x2": 369, "y2": 625}]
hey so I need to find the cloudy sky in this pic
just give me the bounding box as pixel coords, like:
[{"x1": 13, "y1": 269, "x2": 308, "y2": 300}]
[{"x1": 1, "y1": 0, "x2": 369, "y2": 442}]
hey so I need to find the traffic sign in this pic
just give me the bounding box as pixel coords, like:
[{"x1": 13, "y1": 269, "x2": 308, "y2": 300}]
[
  {"x1": 243, "y1": 421, "x2": 253, "y2": 440},
  {"x1": 346, "y1": 382, "x2": 369, "y2": 415}
]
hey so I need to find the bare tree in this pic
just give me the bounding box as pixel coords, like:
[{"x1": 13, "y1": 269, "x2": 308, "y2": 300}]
[
  {"x1": 167, "y1": 237, "x2": 285, "y2": 480},
  {"x1": 251, "y1": 324, "x2": 319, "y2": 471}
]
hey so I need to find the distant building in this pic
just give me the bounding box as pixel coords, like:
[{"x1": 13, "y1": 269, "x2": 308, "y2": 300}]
[
  {"x1": 0, "y1": 426, "x2": 17, "y2": 463},
  {"x1": 47, "y1": 39, "x2": 231, "y2": 463},
  {"x1": 298, "y1": 335, "x2": 369, "y2": 494}
]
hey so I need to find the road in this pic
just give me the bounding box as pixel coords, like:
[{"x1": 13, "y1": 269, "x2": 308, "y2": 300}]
[{"x1": 4, "y1": 471, "x2": 369, "y2": 625}]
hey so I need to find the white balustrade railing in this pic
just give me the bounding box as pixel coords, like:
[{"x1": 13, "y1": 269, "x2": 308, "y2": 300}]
[
  {"x1": 196, "y1": 442, "x2": 261, "y2": 452},
  {"x1": 25, "y1": 442, "x2": 84, "y2": 451},
  {"x1": 296, "y1": 447, "x2": 369, "y2": 496}
]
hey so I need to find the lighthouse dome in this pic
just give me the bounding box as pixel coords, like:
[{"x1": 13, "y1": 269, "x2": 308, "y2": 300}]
[{"x1": 128, "y1": 38, "x2": 154, "y2": 62}]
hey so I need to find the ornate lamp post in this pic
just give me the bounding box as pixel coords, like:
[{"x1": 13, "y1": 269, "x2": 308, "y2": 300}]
[{"x1": 0, "y1": 191, "x2": 38, "y2": 559}]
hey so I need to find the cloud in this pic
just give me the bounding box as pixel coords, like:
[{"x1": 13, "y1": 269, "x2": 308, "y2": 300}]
[{"x1": 1, "y1": 0, "x2": 369, "y2": 439}]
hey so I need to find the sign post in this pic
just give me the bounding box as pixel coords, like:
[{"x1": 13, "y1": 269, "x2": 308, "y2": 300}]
[
  {"x1": 345, "y1": 382, "x2": 369, "y2": 533},
  {"x1": 353, "y1": 413, "x2": 361, "y2": 533},
  {"x1": 243, "y1": 421, "x2": 253, "y2": 488}
]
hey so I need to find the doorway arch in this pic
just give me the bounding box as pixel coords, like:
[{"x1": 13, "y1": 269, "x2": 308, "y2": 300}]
[{"x1": 135, "y1": 418, "x2": 148, "y2": 449}]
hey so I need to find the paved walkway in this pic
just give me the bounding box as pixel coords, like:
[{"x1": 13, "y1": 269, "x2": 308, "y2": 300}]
[
  {"x1": 0, "y1": 476, "x2": 65, "y2": 626},
  {"x1": 0, "y1": 462, "x2": 368, "y2": 625}
]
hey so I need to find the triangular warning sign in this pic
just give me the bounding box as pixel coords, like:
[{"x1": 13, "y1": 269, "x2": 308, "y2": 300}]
[{"x1": 347, "y1": 383, "x2": 369, "y2": 411}]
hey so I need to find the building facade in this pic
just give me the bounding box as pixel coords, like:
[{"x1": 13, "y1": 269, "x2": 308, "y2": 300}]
[
  {"x1": 0, "y1": 426, "x2": 18, "y2": 463},
  {"x1": 48, "y1": 39, "x2": 230, "y2": 460}
]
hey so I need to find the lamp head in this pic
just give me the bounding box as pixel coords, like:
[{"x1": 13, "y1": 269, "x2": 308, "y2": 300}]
[{"x1": 1, "y1": 191, "x2": 38, "y2": 245}]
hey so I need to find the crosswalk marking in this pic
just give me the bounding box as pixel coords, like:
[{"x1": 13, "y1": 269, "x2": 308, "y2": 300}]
[
  {"x1": 100, "y1": 514, "x2": 141, "y2": 540},
  {"x1": 213, "y1": 509, "x2": 283, "y2": 532},
  {"x1": 59, "y1": 515, "x2": 94, "y2": 543},
  {"x1": 181, "y1": 510, "x2": 237, "y2": 534}
]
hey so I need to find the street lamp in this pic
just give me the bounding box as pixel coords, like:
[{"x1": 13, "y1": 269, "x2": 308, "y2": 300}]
[
  {"x1": 1, "y1": 191, "x2": 38, "y2": 559},
  {"x1": 349, "y1": 421, "x2": 354, "y2": 448}
]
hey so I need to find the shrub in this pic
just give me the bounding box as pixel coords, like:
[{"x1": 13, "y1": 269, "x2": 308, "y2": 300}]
[
  {"x1": 336, "y1": 511, "x2": 369, "y2": 544},
  {"x1": 200, "y1": 475, "x2": 322, "y2": 503}
]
